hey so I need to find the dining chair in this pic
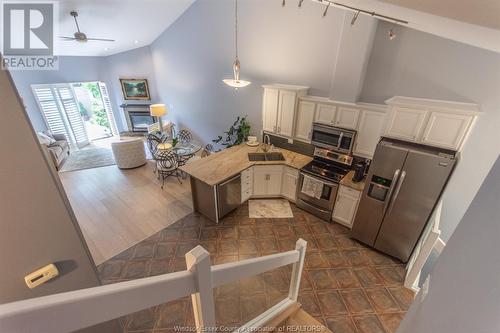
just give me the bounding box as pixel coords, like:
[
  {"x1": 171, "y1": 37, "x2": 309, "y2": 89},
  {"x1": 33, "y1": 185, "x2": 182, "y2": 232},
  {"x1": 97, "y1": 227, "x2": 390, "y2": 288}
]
[
  {"x1": 201, "y1": 143, "x2": 213, "y2": 158},
  {"x1": 156, "y1": 150, "x2": 182, "y2": 189},
  {"x1": 146, "y1": 133, "x2": 163, "y2": 173},
  {"x1": 177, "y1": 129, "x2": 192, "y2": 144}
]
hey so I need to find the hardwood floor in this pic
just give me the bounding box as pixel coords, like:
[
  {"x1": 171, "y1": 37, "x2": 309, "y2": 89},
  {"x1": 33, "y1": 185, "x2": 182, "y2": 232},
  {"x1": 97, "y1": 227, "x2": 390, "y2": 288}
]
[{"x1": 59, "y1": 161, "x2": 193, "y2": 265}]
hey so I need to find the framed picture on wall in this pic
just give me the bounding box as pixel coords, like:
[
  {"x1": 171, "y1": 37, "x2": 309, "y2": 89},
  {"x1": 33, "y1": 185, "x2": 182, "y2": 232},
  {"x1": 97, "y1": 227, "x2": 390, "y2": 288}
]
[{"x1": 119, "y1": 78, "x2": 151, "y2": 100}]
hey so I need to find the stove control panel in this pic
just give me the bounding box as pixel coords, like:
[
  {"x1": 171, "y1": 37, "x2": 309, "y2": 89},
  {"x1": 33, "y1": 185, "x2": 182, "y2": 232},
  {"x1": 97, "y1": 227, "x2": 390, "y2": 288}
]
[{"x1": 314, "y1": 148, "x2": 353, "y2": 167}]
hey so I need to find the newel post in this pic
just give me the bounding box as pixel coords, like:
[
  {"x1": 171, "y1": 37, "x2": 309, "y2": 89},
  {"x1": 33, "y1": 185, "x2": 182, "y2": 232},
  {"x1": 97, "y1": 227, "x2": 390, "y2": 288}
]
[
  {"x1": 185, "y1": 245, "x2": 216, "y2": 333},
  {"x1": 288, "y1": 238, "x2": 307, "y2": 301}
]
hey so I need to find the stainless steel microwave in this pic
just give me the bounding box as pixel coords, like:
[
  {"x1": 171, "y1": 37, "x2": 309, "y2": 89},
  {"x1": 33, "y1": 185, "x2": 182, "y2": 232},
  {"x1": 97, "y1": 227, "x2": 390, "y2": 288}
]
[{"x1": 311, "y1": 123, "x2": 357, "y2": 155}]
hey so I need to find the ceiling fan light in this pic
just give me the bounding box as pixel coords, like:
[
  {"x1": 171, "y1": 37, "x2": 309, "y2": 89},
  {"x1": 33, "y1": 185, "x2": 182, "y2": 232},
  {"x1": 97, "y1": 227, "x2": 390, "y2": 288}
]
[{"x1": 222, "y1": 79, "x2": 252, "y2": 89}]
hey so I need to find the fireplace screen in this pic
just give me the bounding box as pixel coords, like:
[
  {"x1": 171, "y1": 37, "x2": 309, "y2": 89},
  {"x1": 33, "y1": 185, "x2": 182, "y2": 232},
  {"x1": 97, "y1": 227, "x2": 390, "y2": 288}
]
[{"x1": 129, "y1": 112, "x2": 154, "y2": 132}]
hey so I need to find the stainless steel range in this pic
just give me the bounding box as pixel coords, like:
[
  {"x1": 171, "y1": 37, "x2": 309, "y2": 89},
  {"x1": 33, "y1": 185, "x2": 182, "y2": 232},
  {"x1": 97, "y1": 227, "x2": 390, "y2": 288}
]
[{"x1": 296, "y1": 124, "x2": 355, "y2": 221}]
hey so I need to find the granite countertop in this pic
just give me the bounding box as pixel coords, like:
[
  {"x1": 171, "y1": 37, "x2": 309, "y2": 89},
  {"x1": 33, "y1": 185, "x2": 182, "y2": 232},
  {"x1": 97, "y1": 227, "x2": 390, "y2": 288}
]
[
  {"x1": 340, "y1": 170, "x2": 366, "y2": 192},
  {"x1": 180, "y1": 144, "x2": 313, "y2": 186}
]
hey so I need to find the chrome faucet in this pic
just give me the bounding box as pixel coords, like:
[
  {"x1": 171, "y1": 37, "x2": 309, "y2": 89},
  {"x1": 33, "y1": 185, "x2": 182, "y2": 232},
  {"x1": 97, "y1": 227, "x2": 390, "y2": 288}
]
[{"x1": 263, "y1": 134, "x2": 271, "y2": 152}]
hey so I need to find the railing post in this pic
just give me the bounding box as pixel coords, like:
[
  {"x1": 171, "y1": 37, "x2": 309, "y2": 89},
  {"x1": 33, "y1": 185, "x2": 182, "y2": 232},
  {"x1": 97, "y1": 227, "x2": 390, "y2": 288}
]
[
  {"x1": 288, "y1": 238, "x2": 307, "y2": 301},
  {"x1": 185, "y1": 245, "x2": 216, "y2": 333}
]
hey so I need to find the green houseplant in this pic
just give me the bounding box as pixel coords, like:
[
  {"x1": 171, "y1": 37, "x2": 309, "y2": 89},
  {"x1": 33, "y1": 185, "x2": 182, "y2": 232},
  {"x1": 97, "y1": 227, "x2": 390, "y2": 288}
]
[{"x1": 213, "y1": 115, "x2": 251, "y2": 148}]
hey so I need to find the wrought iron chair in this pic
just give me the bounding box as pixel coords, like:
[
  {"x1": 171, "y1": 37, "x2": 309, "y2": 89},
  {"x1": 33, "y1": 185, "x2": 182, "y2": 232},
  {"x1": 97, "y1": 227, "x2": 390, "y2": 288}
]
[
  {"x1": 201, "y1": 144, "x2": 213, "y2": 158},
  {"x1": 156, "y1": 150, "x2": 182, "y2": 189},
  {"x1": 177, "y1": 129, "x2": 192, "y2": 144},
  {"x1": 146, "y1": 133, "x2": 163, "y2": 173}
]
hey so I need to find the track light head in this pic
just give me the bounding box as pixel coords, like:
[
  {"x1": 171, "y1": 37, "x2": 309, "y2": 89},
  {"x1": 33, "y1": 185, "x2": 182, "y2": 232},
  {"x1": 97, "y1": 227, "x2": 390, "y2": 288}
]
[
  {"x1": 323, "y1": 3, "x2": 329, "y2": 17},
  {"x1": 282, "y1": 0, "x2": 286, "y2": 7},
  {"x1": 388, "y1": 27, "x2": 396, "y2": 40},
  {"x1": 298, "y1": 0, "x2": 304, "y2": 8},
  {"x1": 351, "y1": 10, "x2": 360, "y2": 26}
]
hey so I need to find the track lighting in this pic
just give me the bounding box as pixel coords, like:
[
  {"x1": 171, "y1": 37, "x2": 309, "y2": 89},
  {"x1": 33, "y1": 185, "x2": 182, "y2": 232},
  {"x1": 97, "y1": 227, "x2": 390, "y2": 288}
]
[
  {"x1": 323, "y1": 3, "x2": 329, "y2": 17},
  {"x1": 298, "y1": 0, "x2": 304, "y2": 8},
  {"x1": 282, "y1": 0, "x2": 286, "y2": 7},
  {"x1": 351, "y1": 10, "x2": 360, "y2": 26},
  {"x1": 388, "y1": 26, "x2": 396, "y2": 40}
]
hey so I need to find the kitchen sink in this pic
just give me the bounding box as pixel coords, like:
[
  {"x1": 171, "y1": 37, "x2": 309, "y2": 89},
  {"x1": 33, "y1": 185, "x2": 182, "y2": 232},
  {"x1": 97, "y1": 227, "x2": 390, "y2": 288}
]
[{"x1": 248, "y1": 152, "x2": 285, "y2": 161}]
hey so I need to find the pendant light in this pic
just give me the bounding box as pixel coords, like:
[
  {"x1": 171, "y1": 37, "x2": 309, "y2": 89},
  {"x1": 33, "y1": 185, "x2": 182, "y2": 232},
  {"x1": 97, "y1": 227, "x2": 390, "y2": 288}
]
[{"x1": 223, "y1": 0, "x2": 251, "y2": 89}]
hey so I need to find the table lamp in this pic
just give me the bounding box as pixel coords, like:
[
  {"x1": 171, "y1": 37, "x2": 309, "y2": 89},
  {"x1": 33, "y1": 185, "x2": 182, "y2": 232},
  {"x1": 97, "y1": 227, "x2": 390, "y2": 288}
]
[{"x1": 150, "y1": 104, "x2": 167, "y2": 133}]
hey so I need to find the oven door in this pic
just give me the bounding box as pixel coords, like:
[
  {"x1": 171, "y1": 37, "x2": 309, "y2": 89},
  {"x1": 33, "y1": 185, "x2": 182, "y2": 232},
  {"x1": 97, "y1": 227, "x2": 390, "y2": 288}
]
[
  {"x1": 311, "y1": 124, "x2": 355, "y2": 154},
  {"x1": 296, "y1": 172, "x2": 338, "y2": 211}
]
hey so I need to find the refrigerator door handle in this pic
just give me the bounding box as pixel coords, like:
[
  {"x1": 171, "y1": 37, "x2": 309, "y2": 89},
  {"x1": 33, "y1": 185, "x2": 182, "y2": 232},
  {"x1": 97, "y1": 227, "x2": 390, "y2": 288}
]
[
  {"x1": 382, "y1": 169, "x2": 401, "y2": 215},
  {"x1": 387, "y1": 170, "x2": 406, "y2": 215},
  {"x1": 337, "y1": 132, "x2": 344, "y2": 148}
]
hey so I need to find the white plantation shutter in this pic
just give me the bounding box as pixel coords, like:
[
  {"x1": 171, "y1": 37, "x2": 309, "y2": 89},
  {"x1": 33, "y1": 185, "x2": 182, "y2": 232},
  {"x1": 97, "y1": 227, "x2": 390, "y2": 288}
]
[
  {"x1": 31, "y1": 84, "x2": 89, "y2": 148},
  {"x1": 32, "y1": 86, "x2": 69, "y2": 140},
  {"x1": 98, "y1": 82, "x2": 118, "y2": 135},
  {"x1": 54, "y1": 85, "x2": 89, "y2": 148}
]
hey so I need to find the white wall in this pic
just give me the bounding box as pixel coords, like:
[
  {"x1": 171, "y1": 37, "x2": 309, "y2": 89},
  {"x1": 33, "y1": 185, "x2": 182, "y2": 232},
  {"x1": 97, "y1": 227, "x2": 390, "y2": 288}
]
[
  {"x1": 360, "y1": 21, "x2": 500, "y2": 242},
  {"x1": 150, "y1": 0, "x2": 376, "y2": 144},
  {"x1": 398, "y1": 157, "x2": 500, "y2": 333}
]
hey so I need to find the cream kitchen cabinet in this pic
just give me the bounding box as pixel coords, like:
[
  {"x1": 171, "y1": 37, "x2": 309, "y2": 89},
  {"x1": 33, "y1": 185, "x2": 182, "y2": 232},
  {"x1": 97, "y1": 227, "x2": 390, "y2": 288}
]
[
  {"x1": 421, "y1": 111, "x2": 474, "y2": 150},
  {"x1": 294, "y1": 101, "x2": 316, "y2": 142},
  {"x1": 385, "y1": 106, "x2": 428, "y2": 142},
  {"x1": 253, "y1": 165, "x2": 283, "y2": 197},
  {"x1": 281, "y1": 166, "x2": 299, "y2": 201},
  {"x1": 314, "y1": 103, "x2": 337, "y2": 125},
  {"x1": 354, "y1": 109, "x2": 387, "y2": 158},
  {"x1": 241, "y1": 168, "x2": 253, "y2": 203},
  {"x1": 335, "y1": 106, "x2": 360, "y2": 129},
  {"x1": 262, "y1": 85, "x2": 309, "y2": 138},
  {"x1": 332, "y1": 185, "x2": 361, "y2": 228}
]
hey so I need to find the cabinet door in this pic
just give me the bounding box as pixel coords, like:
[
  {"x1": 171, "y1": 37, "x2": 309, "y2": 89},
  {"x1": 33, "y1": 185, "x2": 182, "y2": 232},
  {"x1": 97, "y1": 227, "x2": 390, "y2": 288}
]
[
  {"x1": 281, "y1": 167, "x2": 299, "y2": 201},
  {"x1": 421, "y1": 111, "x2": 473, "y2": 150},
  {"x1": 277, "y1": 90, "x2": 297, "y2": 137},
  {"x1": 253, "y1": 169, "x2": 268, "y2": 196},
  {"x1": 354, "y1": 110, "x2": 387, "y2": 158},
  {"x1": 315, "y1": 104, "x2": 336, "y2": 125},
  {"x1": 336, "y1": 107, "x2": 360, "y2": 129},
  {"x1": 262, "y1": 88, "x2": 279, "y2": 133},
  {"x1": 295, "y1": 101, "x2": 316, "y2": 142},
  {"x1": 267, "y1": 171, "x2": 283, "y2": 196},
  {"x1": 332, "y1": 186, "x2": 361, "y2": 228},
  {"x1": 386, "y1": 107, "x2": 427, "y2": 141}
]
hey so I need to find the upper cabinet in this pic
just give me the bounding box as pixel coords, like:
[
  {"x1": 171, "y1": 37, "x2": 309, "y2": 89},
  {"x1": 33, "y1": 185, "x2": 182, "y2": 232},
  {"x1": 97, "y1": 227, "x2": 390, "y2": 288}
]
[
  {"x1": 262, "y1": 85, "x2": 309, "y2": 138},
  {"x1": 385, "y1": 97, "x2": 479, "y2": 151},
  {"x1": 315, "y1": 104, "x2": 337, "y2": 125},
  {"x1": 354, "y1": 107, "x2": 387, "y2": 158},
  {"x1": 295, "y1": 101, "x2": 316, "y2": 142},
  {"x1": 385, "y1": 106, "x2": 427, "y2": 141},
  {"x1": 336, "y1": 107, "x2": 360, "y2": 129}
]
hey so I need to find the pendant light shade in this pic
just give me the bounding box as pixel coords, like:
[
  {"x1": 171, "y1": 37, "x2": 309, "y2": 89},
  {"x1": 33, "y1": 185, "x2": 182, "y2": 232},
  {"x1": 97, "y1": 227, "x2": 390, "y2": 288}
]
[{"x1": 223, "y1": 0, "x2": 251, "y2": 89}]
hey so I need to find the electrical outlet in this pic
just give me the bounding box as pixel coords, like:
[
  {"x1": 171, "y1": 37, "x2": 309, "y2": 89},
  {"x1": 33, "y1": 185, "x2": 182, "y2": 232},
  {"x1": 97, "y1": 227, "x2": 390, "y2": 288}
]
[{"x1": 287, "y1": 138, "x2": 293, "y2": 144}]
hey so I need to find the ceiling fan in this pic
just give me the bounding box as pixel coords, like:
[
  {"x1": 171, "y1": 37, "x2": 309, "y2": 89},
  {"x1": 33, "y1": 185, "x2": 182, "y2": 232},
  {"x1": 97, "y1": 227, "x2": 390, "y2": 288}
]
[{"x1": 59, "y1": 11, "x2": 115, "y2": 43}]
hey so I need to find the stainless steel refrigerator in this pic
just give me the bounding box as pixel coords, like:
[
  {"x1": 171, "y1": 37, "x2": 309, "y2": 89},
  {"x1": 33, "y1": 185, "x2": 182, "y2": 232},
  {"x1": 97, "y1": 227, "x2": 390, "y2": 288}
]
[{"x1": 351, "y1": 138, "x2": 457, "y2": 262}]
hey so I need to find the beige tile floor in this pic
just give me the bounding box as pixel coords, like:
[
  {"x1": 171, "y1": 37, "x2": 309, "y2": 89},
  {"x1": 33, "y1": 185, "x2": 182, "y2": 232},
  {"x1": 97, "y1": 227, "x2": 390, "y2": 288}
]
[{"x1": 98, "y1": 203, "x2": 414, "y2": 333}]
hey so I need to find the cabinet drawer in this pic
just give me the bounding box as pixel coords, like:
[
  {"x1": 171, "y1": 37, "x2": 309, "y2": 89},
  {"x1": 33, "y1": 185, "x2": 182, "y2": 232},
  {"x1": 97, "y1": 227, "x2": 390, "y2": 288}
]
[
  {"x1": 241, "y1": 168, "x2": 253, "y2": 180},
  {"x1": 241, "y1": 188, "x2": 252, "y2": 202},
  {"x1": 242, "y1": 179, "x2": 253, "y2": 191},
  {"x1": 339, "y1": 185, "x2": 361, "y2": 198}
]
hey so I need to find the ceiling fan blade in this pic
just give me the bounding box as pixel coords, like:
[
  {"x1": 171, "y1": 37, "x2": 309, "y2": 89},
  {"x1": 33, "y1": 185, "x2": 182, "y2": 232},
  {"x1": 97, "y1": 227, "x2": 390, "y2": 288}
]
[
  {"x1": 86, "y1": 38, "x2": 115, "y2": 42},
  {"x1": 59, "y1": 36, "x2": 77, "y2": 40}
]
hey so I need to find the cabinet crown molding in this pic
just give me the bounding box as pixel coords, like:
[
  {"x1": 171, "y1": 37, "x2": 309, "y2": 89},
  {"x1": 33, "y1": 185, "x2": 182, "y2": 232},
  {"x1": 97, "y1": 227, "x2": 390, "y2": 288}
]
[
  {"x1": 262, "y1": 84, "x2": 309, "y2": 91},
  {"x1": 385, "y1": 96, "x2": 480, "y2": 114}
]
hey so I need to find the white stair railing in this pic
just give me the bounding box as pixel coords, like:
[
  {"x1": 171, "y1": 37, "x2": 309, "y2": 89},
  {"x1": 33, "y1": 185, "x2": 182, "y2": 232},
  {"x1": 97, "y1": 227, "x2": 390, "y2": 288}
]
[{"x1": 0, "y1": 239, "x2": 307, "y2": 333}]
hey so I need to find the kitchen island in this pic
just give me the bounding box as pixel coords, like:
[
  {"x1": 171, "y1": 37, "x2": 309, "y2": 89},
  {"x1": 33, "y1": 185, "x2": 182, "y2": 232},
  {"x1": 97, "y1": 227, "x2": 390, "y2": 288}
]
[{"x1": 180, "y1": 144, "x2": 312, "y2": 222}]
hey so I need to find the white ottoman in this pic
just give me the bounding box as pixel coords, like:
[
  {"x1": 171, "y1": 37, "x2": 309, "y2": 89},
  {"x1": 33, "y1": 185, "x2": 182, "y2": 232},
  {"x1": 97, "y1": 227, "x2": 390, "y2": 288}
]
[{"x1": 111, "y1": 138, "x2": 147, "y2": 169}]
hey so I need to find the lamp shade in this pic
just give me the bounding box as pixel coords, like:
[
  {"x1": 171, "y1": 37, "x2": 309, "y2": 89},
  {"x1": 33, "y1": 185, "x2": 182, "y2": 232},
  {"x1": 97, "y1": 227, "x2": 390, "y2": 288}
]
[{"x1": 150, "y1": 104, "x2": 167, "y2": 117}]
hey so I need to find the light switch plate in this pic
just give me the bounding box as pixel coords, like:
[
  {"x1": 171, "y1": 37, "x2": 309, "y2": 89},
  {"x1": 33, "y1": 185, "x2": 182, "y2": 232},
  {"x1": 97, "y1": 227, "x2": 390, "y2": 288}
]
[{"x1": 287, "y1": 138, "x2": 293, "y2": 144}]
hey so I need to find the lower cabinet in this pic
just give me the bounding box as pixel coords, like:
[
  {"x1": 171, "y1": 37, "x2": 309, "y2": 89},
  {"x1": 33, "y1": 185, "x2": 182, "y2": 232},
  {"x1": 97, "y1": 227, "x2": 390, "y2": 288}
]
[
  {"x1": 253, "y1": 165, "x2": 284, "y2": 197},
  {"x1": 281, "y1": 166, "x2": 299, "y2": 202},
  {"x1": 241, "y1": 168, "x2": 253, "y2": 203},
  {"x1": 332, "y1": 185, "x2": 361, "y2": 228}
]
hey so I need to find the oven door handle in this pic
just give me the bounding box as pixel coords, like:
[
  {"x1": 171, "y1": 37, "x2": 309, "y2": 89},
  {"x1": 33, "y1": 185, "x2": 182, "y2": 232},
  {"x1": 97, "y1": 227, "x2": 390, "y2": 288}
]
[{"x1": 300, "y1": 172, "x2": 338, "y2": 188}]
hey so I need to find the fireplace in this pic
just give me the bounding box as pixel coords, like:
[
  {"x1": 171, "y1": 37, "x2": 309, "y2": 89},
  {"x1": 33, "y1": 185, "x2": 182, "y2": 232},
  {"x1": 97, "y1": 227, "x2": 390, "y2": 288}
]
[
  {"x1": 120, "y1": 104, "x2": 154, "y2": 133},
  {"x1": 129, "y1": 112, "x2": 154, "y2": 132}
]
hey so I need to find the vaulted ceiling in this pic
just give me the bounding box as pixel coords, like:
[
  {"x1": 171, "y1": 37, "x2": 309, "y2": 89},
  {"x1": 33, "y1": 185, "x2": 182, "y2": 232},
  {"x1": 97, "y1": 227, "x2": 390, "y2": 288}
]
[{"x1": 55, "y1": 0, "x2": 196, "y2": 56}]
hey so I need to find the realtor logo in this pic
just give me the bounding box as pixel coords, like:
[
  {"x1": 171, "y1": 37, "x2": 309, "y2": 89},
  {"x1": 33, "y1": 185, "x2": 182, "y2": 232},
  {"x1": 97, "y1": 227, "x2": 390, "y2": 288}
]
[{"x1": 2, "y1": 2, "x2": 58, "y2": 70}]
